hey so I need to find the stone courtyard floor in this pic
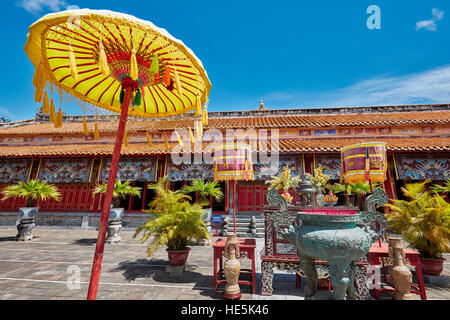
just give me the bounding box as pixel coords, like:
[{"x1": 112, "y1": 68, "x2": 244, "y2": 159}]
[{"x1": 0, "y1": 228, "x2": 448, "y2": 300}]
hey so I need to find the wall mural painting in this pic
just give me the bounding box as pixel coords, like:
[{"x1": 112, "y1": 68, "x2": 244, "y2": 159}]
[
  {"x1": 315, "y1": 154, "x2": 341, "y2": 180},
  {"x1": 38, "y1": 158, "x2": 92, "y2": 183},
  {"x1": 0, "y1": 159, "x2": 32, "y2": 183},
  {"x1": 166, "y1": 157, "x2": 214, "y2": 181},
  {"x1": 395, "y1": 154, "x2": 450, "y2": 180},
  {"x1": 100, "y1": 157, "x2": 157, "y2": 182},
  {"x1": 254, "y1": 155, "x2": 303, "y2": 180},
  {"x1": 313, "y1": 129, "x2": 336, "y2": 136}
]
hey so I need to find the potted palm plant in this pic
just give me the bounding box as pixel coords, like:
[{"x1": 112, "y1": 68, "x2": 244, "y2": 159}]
[
  {"x1": 331, "y1": 182, "x2": 379, "y2": 209},
  {"x1": 183, "y1": 179, "x2": 224, "y2": 233},
  {"x1": 93, "y1": 180, "x2": 141, "y2": 243},
  {"x1": 134, "y1": 176, "x2": 210, "y2": 268},
  {"x1": 2, "y1": 180, "x2": 60, "y2": 241},
  {"x1": 385, "y1": 180, "x2": 450, "y2": 276}
]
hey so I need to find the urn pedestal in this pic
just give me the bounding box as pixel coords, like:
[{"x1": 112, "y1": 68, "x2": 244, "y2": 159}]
[
  {"x1": 105, "y1": 208, "x2": 124, "y2": 243},
  {"x1": 387, "y1": 237, "x2": 414, "y2": 300},
  {"x1": 223, "y1": 233, "x2": 241, "y2": 300},
  {"x1": 16, "y1": 207, "x2": 38, "y2": 241}
]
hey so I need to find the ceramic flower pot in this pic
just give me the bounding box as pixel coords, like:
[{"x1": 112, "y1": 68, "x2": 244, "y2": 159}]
[
  {"x1": 167, "y1": 247, "x2": 191, "y2": 267},
  {"x1": 420, "y1": 257, "x2": 445, "y2": 276}
]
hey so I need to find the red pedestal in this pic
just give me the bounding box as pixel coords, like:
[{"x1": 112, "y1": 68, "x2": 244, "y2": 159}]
[{"x1": 212, "y1": 238, "x2": 256, "y2": 294}]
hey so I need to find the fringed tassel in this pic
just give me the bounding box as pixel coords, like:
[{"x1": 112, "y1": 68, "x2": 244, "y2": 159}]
[
  {"x1": 83, "y1": 116, "x2": 89, "y2": 136},
  {"x1": 55, "y1": 108, "x2": 63, "y2": 128},
  {"x1": 150, "y1": 55, "x2": 159, "y2": 74},
  {"x1": 130, "y1": 49, "x2": 139, "y2": 81},
  {"x1": 94, "y1": 123, "x2": 100, "y2": 141},
  {"x1": 123, "y1": 130, "x2": 129, "y2": 147},
  {"x1": 120, "y1": 88, "x2": 125, "y2": 105},
  {"x1": 163, "y1": 66, "x2": 171, "y2": 86},
  {"x1": 202, "y1": 105, "x2": 208, "y2": 126},
  {"x1": 195, "y1": 92, "x2": 202, "y2": 116},
  {"x1": 174, "y1": 70, "x2": 183, "y2": 96},
  {"x1": 132, "y1": 89, "x2": 142, "y2": 106},
  {"x1": 188, "y1": 127, "x2": 195, "y2": 143},
  {"x1": 195, "y1": 120, "x2": 203, "y2": 141},
  {"x1": 42, "y1": 91, "x2": 50, "y2": 114},
  {"x1": 49, "y1": 99, "x2": 56, "y2": 123},
  {"x1": 164, "y1": 134, "x2": 169, "y2": 151},
  {"x1": 146, "y1": 131, "x2": 153, "y2": 147},
  {"x1": 175, "y1": 131, "x2": 184, "y2": 148},
  {"x1": 69, "y1": 44, "x2": 78, "y2": 80},
  {"x1": 33, "y1": 59, "x2": 46, "y2": 103},
  {"x1": 98, "y1": 40, "x2": 110, "y2": 76}
]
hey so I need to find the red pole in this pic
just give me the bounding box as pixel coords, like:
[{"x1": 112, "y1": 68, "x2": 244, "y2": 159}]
[
  {"x1": 87, "y1": 81, "x2": 134, "y2": 300},
  {"x1": 233, "y1": 179, "x2": 236, "y2": 234}
]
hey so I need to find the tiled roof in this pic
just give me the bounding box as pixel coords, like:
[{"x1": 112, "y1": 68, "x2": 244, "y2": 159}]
[
  {"x1": 0, "y1": 110, "x2": 449, "y2": 135},
  {"x1": 0, "y1": 137, "x2": 448, "y2": 157}
]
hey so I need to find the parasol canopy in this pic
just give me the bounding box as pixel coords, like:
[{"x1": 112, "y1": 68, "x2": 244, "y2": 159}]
[
  {"x1": 341, "y1": 142, "x2": 387, "y2": 184},
  {"x1": 24, "y1": 9, "x2": 211, "y2": 118}
]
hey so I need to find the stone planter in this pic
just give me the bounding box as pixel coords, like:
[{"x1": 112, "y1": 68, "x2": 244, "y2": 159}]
[
  {"x1": 167, "y1": 247, "x2": 191, "y2": 267},
  {"x1": 105, "y1": 208, "x2": 124, "y2": 244},
  {"x1": 16, "y1": 207, "x2": 38, "y2": 241},
  {"x1": 420, "y1": 257, "x2": 445, "y2": 276}
]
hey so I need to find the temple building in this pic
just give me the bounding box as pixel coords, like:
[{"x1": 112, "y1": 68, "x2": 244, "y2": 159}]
[{"x1": 0, "y1": 103, "x2": 448, "y2": 228}]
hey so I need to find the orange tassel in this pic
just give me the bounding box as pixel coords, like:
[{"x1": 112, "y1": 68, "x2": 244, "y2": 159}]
[
  {"x1": 83, "y1": 116, "x2": 89, "y2": 136},
  {"x1": 195, "y1": 92, "x2": 202, "y2": 116},
  {"x1": 98, "y1": 40, "x2": 110, "y2": 76},
  {"x1": 33, "y1": 60, "x2": 45, "y2": 103},
  {"x1": 42, "y1": 92, "x2": 50, "y2": 114},
  {"x1": 55, "y1": 108, "x2": 63, "y2": 128},
  {"x1": 69, "y1": 44, "x2": 78, "y2": 80},
  {"x1": 175, "y1": 131, "x2": 184, "y2": 148},
  {"x1": 164, "y1": 134, "x2": 169, "y2": 151},
  {"x1": 130, "y1": 49, "x2": 139, "y2": 81},
  {"x1": 174, "y1": 70, "x2": 183, "y2": 96},
  {"x1": 94, "y1": 123, "x2": 100, "y2": 141},
  {"x1": 146, "y1": 131, "x2": 153, "y2": 147},
  {"x1": 202, "y1": 105, "x2": 208, "y2": 126},
  {"x1": 49, "y1": 99, "x2": 56, "y2": 123},
  {"x1": 188, "y1": 127, "x2": 195, "y2": 143},
  {"x1": 163, "y1": 66, "x2": 171, "y2": 86},
  {"x1": 124, "y1": 130, "x2": 129, "y2": 147}
]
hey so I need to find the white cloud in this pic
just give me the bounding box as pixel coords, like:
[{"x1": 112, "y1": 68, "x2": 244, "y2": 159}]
[
  {"x1": 262, "y1": 65, "x2": 450, "y2": 108},
  {"x1": 16, "y1": 0, "x2": 68, "y2": 15},
  {"x1": 415, "y1": 8, "x2": 444, "y2": 31}
]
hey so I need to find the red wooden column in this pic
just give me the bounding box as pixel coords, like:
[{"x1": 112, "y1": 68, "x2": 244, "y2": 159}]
[{"x1": 87, "y1": 78, "x2": 136, "y2": 300}]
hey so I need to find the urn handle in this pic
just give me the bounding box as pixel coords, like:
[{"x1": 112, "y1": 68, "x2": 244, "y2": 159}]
[{"x1": 358, "y1": 188, "x2": 389, "y2": 242}]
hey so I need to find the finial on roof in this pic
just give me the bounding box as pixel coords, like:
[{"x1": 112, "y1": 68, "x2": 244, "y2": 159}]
[{"x1": 259, "y1": 99, "x2": 265, "y2": 110}]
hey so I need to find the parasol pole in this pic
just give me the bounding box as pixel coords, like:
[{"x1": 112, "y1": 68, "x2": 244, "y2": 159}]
[
  {"x1": 233, "y1": 179, "x2": 237, "y2": 234},
  {"x1": 87, "y1": 78, "x2": 135, "y2": 300}
]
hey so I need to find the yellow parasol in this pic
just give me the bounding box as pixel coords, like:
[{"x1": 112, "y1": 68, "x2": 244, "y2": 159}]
[
  {"x1": 24, "y1": 9, "x2": 211, "y2": 300},
  {"x1": 24, "y1": 9, "x2": 211, "y2": 118}
]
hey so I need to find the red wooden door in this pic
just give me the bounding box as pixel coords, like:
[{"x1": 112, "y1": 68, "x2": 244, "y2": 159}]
[{"x1": 237, "y1": 181, "x2": 269, "y2": 213}]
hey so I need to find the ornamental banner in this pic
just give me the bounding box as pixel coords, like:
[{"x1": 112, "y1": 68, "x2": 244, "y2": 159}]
[
  {"x1": 213, "y1": 143, "x2": 254, "y2": 181},
  {"x1": 314, "y1": 154, "x2": 341, "y2": 180},
  {"x1": 100, "y1": 157, "x2": 157, "y2": 182},
  {"x1": 38, "y1": 158, "x2": 92, "y2": 183},
  {"x1": 0, "y1": 159, "x2": 32, "y2": 183},
  {"x1": 394, "y1": 154, "x2": 450, "y2": 180},
  {"x1": 341, "y1": 142, "x2": 387, "y2": 183},
  {"x1": 253, "y1": 155, "x2": 304, "y2": 181},
  {"x1": 165, "y1": 157, "x2": 214, "y2": 181}
]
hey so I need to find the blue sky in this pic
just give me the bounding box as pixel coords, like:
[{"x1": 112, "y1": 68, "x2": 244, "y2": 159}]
[{"x1": 1, "y1": 0, "x2": 449, "y2": 120}]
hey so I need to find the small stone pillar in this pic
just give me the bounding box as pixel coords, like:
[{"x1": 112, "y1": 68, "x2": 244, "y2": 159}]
[
  {"x1": 16, "y1": 207, "x2": 38, "y2": 241},
  {"x1": 223, "y1": 233, "x2": 241, "y2": 300},
  {"x1": 105, "y1": 208, "x2": 124, "y2": 244},
  {"x1": 388, "y1": 237, "x2": 414, "y2": 300}
]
